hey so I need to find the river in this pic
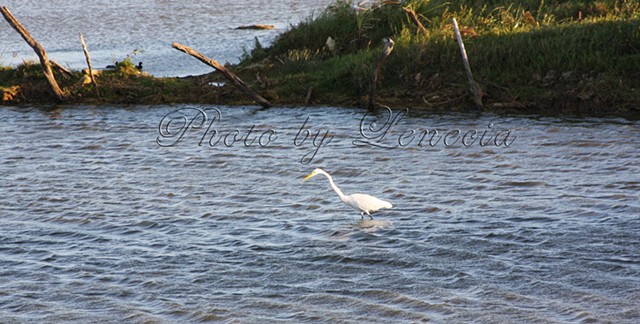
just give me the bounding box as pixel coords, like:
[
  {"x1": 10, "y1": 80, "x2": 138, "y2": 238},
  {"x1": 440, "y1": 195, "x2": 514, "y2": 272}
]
[
  {"x1": 1, "y1": 0, "x2": 640, "y2": 323},
  {"x1": 1, "y1": 0, "x2": 331, "y2": 77},
  {"x1": 1, "y1": 105, "x2": 639, "y2": 322}
]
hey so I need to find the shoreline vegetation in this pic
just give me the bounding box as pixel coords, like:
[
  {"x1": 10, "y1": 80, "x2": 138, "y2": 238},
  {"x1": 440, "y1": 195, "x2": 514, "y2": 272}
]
[{"x1": 1, "y1": 0, "x2": 639, "y2": 115}]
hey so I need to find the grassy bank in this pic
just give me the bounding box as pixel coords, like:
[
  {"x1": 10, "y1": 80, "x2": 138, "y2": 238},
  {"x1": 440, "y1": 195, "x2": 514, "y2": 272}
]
[
  {"x1": 238, "y1": 0, "x2": 640, "y2": 113},
  {"x1": 2, "y1": 0, "x2": 640, "y2": 114},
  {"x1": 0, "y1": 59, "x2": 225, "y2": 105}
]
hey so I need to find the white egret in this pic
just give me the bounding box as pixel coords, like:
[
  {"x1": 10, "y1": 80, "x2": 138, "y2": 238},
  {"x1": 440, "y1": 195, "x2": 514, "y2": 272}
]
[{"x1": 303, "y1": 168, "x2": 392, "y2": 219}]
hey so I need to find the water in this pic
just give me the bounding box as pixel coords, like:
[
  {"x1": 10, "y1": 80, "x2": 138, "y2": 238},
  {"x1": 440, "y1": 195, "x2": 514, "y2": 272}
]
[
  {"x1": 0, "y1": 0, "x2": 331, "y2": 76},
  {"x1": 1, "y1": 105, "x2": 639, "y2": 323},
  {"x1": 2, "y1": 1, "x2": 640, "y2": 322}
]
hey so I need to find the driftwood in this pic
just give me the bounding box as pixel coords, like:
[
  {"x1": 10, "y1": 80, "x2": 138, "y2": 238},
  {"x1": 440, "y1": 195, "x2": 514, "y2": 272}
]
[
  {"x1": 452, "y1": 18, "x2": 483, "y2": 110},
  {"x1": 236, "y1": 24, "x2": 274, "y2": 30},
  {"x1": 403, "y1": 7, "x2": 426, "y2": 34},
  {"x1": 368, "y1": 38, "x2": 395, "y2": 112},
  {"x1": 0, "y1": 6, "x2": 66, "y2": 101},
  {"x1": 1, "y1": 85, "x2": 19, "y2": 102},
  {"x1": 79, "y1": 32, "x2": 99, "y2": 97},
  {"x1": 172, "y1": 42, "x2": 271, "y2": 108}
]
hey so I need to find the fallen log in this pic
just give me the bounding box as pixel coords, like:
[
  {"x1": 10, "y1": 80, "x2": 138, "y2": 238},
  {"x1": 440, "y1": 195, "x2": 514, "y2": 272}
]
[
  {"x1": 172, "y1": 42, "x2": 271, "y2": 108},
  {"x1": 236, "y1": 24, "x2": 274, "y2": 30},
  {"x1": 80, "y1": 32, "x2": 99, "y2": 97},
  {"x1": 1, "y1": 6, "x2": 66, "y2": 101},
  {"x1": 368, "y1": 38, "x2": 395, "y2": 112},
  {"x1": 452, "y1": 18, "x2": 483, "y2": 110}
]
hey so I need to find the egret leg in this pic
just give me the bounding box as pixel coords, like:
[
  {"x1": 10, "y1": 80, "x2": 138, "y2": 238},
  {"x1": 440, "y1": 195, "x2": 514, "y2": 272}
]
[
  {"x1": 368, "y1": 214, "x2": 374, "y2": 220},
  {"x1": 360, "y1": 212, "x2": 364, "y2": 220}
]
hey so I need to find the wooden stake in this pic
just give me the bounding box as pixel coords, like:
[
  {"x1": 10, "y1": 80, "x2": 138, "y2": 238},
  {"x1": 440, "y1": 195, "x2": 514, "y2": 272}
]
[
  {"x1": 79, "y1": 32, "x2": 99, "y2": 97},
  {"x1": 1, "y1": 6, "x2": 66, "y2": 101},
  {"x1": 172, "y1": 42, "x2": 271, "y2": 108},
  {"x1": 368, "y1": 38, "x2": 394, "y2": 112},
  {"x1": 452, "y1": 18, "x2": 483, "y2": 110},
  {"x1": 305, "y1": 87, "x2": 314, "y2": 105}
]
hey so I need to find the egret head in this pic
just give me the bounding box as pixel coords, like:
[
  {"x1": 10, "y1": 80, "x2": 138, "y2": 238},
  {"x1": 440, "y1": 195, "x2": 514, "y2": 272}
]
[{"x1": 303, "y1": 168, "x2": 324, "y2": 181}]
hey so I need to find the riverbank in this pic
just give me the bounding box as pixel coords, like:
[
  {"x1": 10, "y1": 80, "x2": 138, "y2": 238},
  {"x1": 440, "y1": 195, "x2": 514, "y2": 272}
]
[{"x1": 2, "y1": 0, "x2": 639, "y2": 115}]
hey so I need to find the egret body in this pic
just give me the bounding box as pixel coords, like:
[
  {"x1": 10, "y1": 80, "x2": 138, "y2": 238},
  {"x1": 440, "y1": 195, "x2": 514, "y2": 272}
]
[{"x1": 303, "y1": 168, "x2": 392, "y2": 219}]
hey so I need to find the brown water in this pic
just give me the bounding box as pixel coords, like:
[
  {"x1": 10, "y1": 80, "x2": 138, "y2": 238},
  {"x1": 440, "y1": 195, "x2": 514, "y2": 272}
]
[{"x1": 1, "y1": 105, "x2": 639, "y2": 322}]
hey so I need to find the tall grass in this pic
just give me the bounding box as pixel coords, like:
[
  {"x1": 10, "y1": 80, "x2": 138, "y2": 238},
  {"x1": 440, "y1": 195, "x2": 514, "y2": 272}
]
[{"x1": 240, "y1": 0, "x2": 640, "y2": 107}]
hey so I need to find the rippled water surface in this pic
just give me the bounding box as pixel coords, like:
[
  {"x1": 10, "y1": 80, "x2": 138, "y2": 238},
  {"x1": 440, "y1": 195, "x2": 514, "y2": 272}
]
[
  {"x1": 2, "y1": 1, "x2": 640, "y2": 322},
  {"x1": 1, "y1": 105, "x2": 639, "y2": 322},
  {"x1": 0, "y1": 0, "x2": 330, "y2": 76}
]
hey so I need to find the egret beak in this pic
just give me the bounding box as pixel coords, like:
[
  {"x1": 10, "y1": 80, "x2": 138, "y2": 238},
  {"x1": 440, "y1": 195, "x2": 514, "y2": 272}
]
[{"x1": 303, "y1": 172, "x2": 315, "y2": 181}]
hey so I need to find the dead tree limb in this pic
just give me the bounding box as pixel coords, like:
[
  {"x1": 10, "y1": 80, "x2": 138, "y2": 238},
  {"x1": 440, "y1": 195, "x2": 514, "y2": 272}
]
[
  {"x1": 79, "y1": 32, "x2": 99, "y2": 97},
  {"x1": 452, "y1": 18, "x2": 483, "y2": 110},
  {"x1": 172, "y1": 42, "x2": 271, "y2": 108},
  {"x1": 50, "y1": 60, "x2": 74, "y2": 79},
  {"x1": 368, "y1": 38, "x2": 395, "y2": 112},
  {"x1": 1, "y1": 6, "x2": 66, "y2": 101},
  {"x1": 403, "y1": 7, "x2": 426, "y2": 34}
]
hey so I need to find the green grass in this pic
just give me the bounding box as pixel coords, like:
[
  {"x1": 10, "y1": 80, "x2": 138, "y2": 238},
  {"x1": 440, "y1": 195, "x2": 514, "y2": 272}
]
[
  {"x1": 2, "y1": 0, "x2": 639, "y2": 113},
  {"x1": 0, "y1": 60, "x2": 217, "y2": 105},
  {"x1": 238, "y1": 0, "x2": 640, "y2": 111}
]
